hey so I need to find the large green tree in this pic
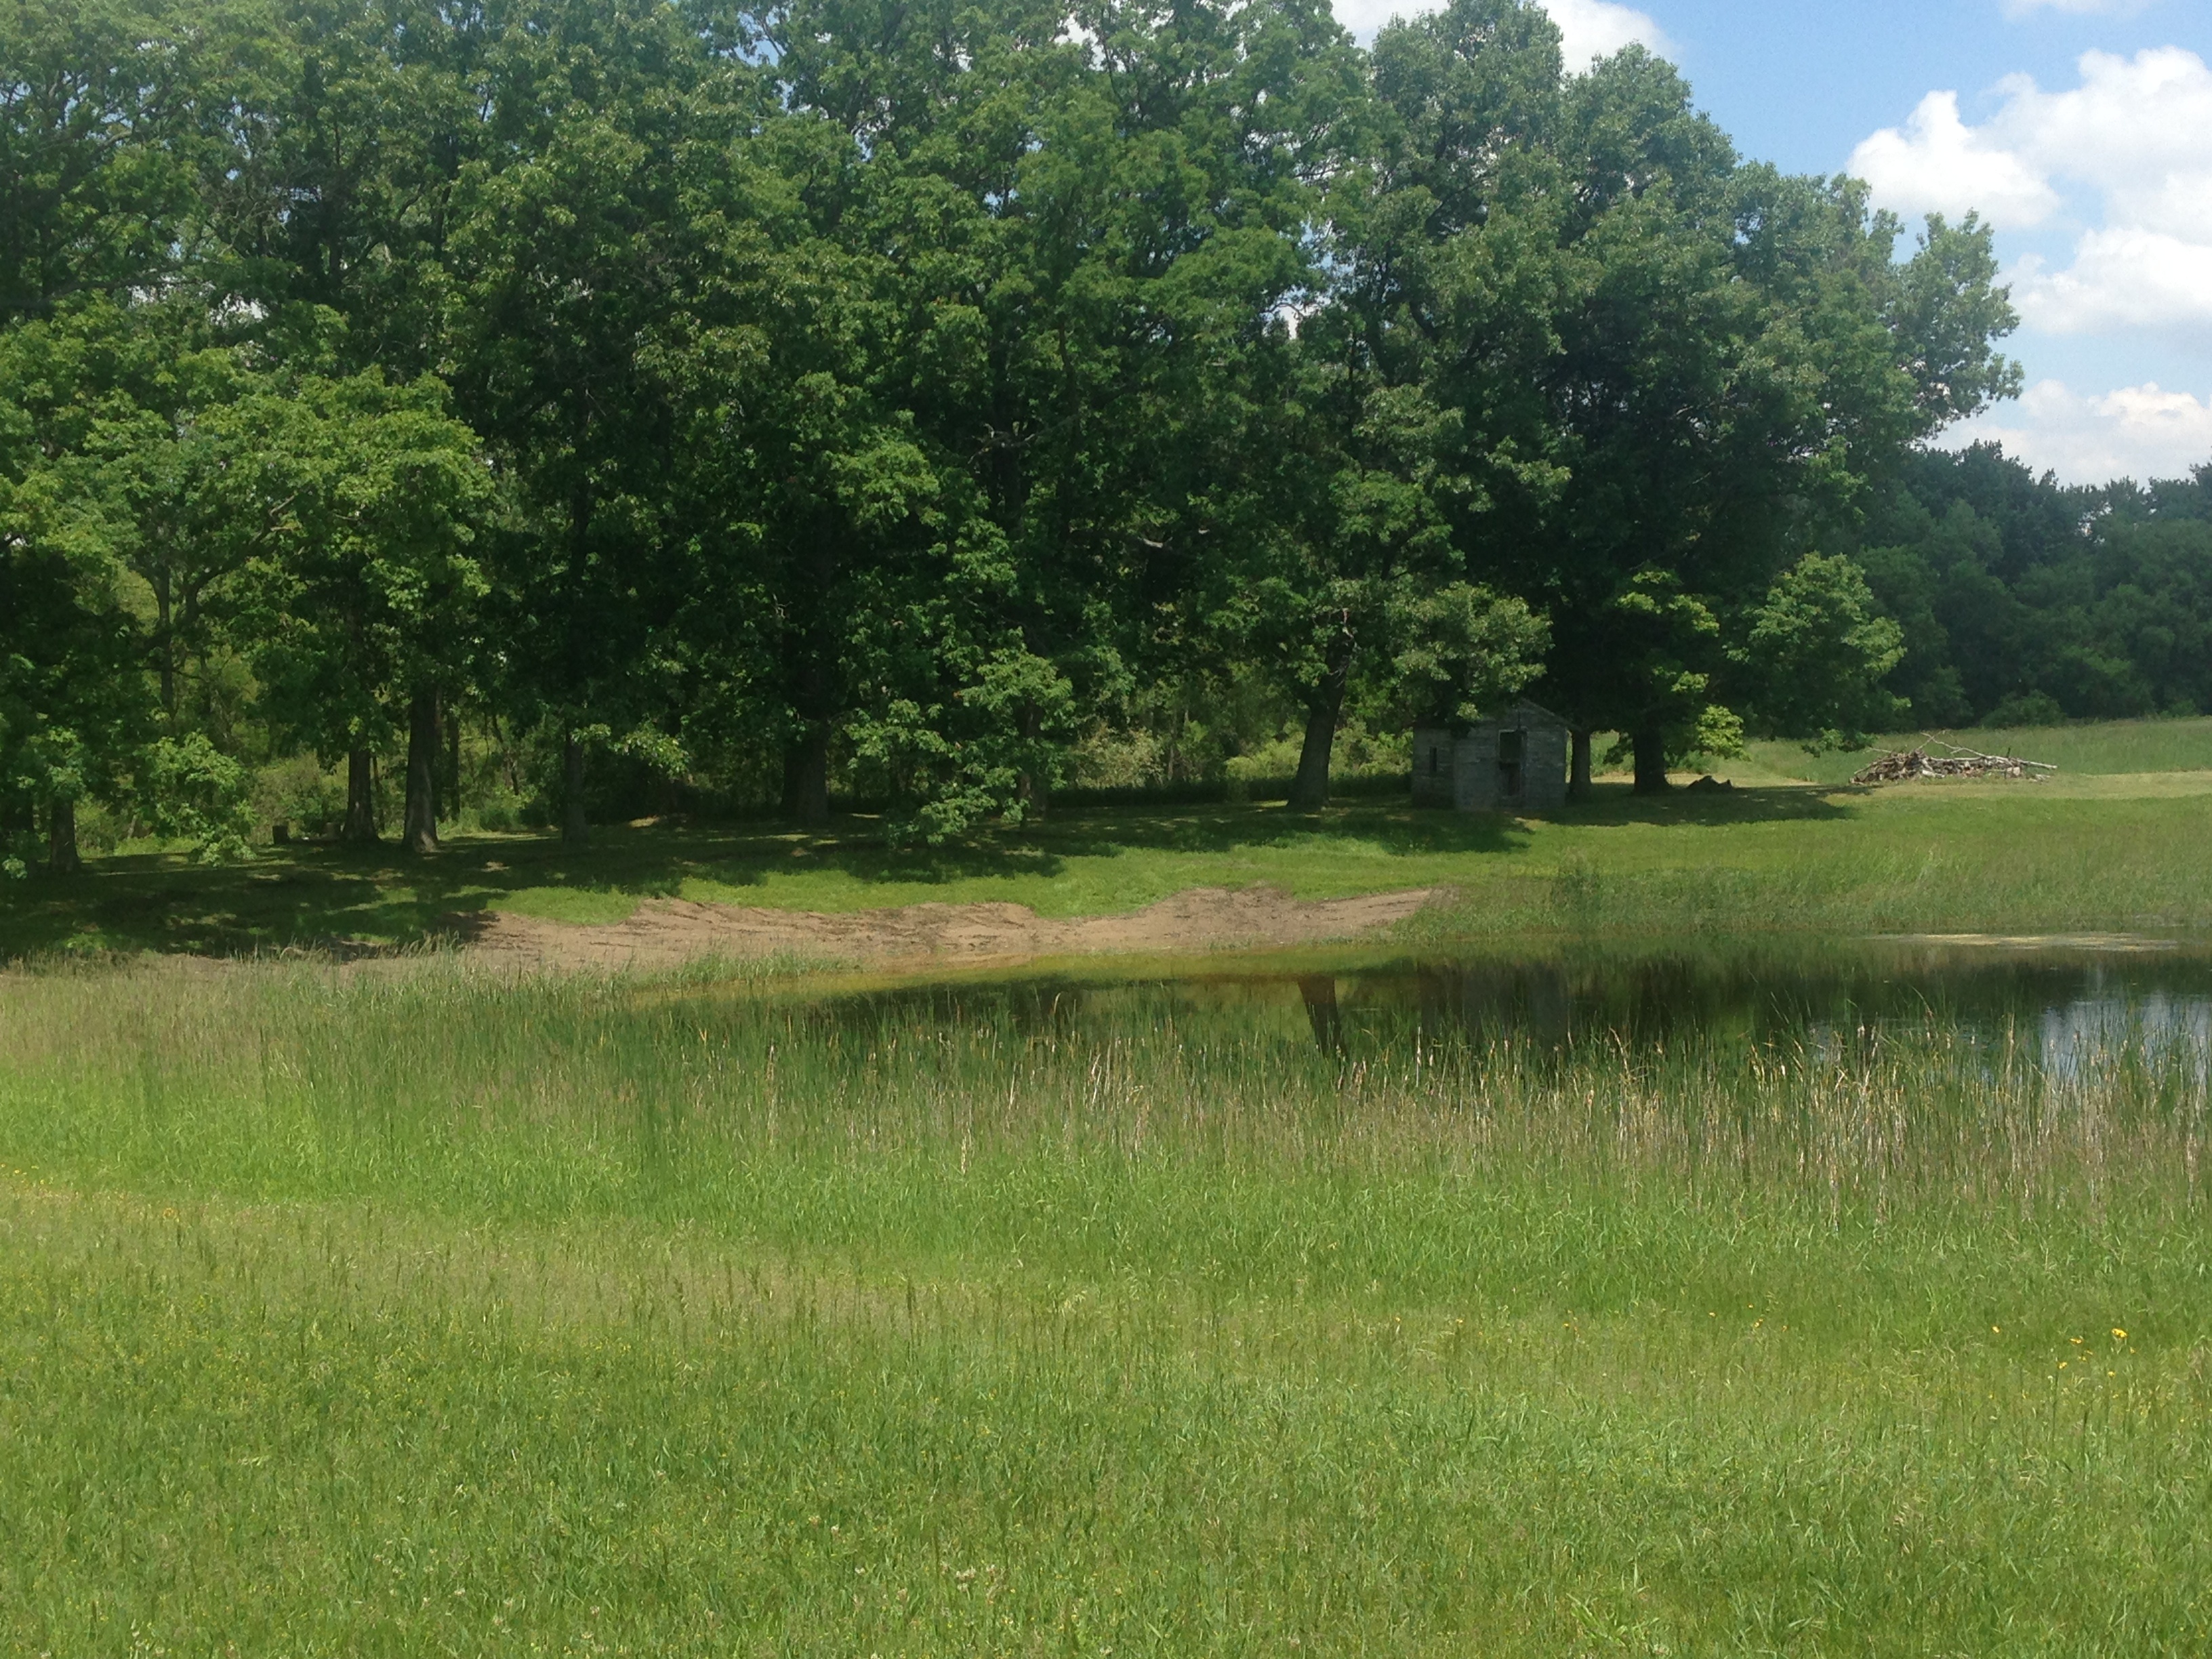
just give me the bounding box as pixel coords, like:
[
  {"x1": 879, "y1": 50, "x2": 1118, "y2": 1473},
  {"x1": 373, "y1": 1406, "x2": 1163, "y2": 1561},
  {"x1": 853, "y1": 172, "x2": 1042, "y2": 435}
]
[
  {"x1": 447, "y1": 0, "x2": 724, "y2": 842},
  {"x1": 1213, "y1": 0, "x2": 1568, "y2": 806},
  {"x1": 236, "y1": 371, "x2": 491, "y2": 846},
  {"x1": 1524, "y1": 43, "x2": 2017, "y2": 790},
  {"x1": 0, "y1": 0, "x2": 210, "y2": 869}
]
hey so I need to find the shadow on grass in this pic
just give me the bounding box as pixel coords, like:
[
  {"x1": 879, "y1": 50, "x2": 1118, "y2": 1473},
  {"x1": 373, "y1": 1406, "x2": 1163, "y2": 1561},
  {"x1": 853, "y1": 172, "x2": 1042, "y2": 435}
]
[
  {"x1": 1544, "y1": 781, "x2": 1860, "y2": 829},
  {"x1": 0, "y1": 782, "x2": 1855, "y2": 959},
  {"x1": 1, "y1": 819, "x2": 1071, "y2": 958}
]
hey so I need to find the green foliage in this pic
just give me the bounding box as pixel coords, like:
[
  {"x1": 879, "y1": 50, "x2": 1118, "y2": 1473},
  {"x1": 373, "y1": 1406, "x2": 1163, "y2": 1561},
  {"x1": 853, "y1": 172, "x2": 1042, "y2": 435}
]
[
  {"x1": 1732, "y1": 552, "x2": 1907, "y2": 748},
  {"x1": 239, "y1": 370, "x2": 493, "y2": 756},
  {"x1": 136, "y1": 731, "x2": 255, "y2": 861},
  {"x1": 0, "y1": 0, "x2": 2082, "y2": 844},
  {"x1": 0, "y1": 311, "x2": 155, "y2": 859},
  {"x1": 1854, "y1": 448, "x2": 2212, "y2": 728},
  {"x1": 1380, "y1": 581, "x2": 1550, "y2": 724}
]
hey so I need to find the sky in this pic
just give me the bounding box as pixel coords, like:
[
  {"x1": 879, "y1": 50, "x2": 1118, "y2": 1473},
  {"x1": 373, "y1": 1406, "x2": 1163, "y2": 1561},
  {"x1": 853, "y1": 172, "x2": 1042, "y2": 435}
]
[{"x1": 1329, "y1": 0, "x2": 2212, "y2": 487}]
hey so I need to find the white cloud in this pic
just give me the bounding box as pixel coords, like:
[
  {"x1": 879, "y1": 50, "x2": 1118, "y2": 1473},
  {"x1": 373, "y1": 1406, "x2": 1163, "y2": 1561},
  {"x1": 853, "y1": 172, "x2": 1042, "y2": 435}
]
[
  {"x1": 1845, "y1": 91, "x2": 2060, "y2": 227},
  {"x1": 1543, "y1": 0, "x2": 1671, "y2": 68},
  {"x1": 2013, "y1": 229, "x2": 2212, "y2": 334},
  {"x1": 1329, "y1": 0, "x2": 1670, "y2": 64},
  {"x1": 1995, "y1": 49, "x2": 2212, "y2": 241},
  {"x1": 1851, "y1": 48, "x2": 2212, "y2": 343},
  {"x1": 1328, "y1": 0, "x2": 1408, "y2": 40},
  {"x1": 1945, "y1": 378, "x2": 2212, "y2": 485}
]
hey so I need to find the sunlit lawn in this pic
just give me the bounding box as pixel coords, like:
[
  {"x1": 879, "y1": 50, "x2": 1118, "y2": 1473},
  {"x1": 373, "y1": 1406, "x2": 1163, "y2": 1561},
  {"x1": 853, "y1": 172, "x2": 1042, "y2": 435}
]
[{"x1": 5, "y1": 716, "x2": 2212, "y2": 960}]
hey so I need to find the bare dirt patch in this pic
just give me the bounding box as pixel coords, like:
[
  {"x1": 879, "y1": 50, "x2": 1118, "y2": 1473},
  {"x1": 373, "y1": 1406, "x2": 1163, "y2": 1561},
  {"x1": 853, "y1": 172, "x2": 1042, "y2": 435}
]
[{"x1": 461, "y1": 884, "x2": 1443, "y2": 975}]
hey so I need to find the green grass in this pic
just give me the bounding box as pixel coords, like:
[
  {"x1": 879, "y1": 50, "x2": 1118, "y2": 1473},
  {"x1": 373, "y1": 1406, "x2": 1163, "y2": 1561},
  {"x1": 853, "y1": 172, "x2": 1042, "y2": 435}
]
[
  {"x1": 5, "y1": 713, "x2": 2212, "y2": 961},
  {"x1": 6, "y1": 714, "x2": 2206, "y2": 1650},
  {"x1": 1, "y1": 958, "x2": 2206, "y2": 1653},
  {"x1": 1742, "y1": 713, "x2": 2212, "y2": 787}
]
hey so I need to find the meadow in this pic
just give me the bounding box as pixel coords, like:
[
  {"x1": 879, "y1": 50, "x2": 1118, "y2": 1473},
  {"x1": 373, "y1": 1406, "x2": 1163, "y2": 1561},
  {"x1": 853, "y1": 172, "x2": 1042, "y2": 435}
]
[
  {"x1": 1, "y1": 954, "x2": 2209, "y2": 1654},
  {"x1": 5, "y1": 714, "x2": 2211, "y2": 961},
  {"x1": 3, "y1": 718, "x2": 2209, "y2": 1653}
]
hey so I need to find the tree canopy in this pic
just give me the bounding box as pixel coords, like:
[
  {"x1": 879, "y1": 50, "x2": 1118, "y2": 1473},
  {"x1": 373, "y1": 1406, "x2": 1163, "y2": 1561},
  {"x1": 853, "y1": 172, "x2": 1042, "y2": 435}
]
[{"x1": 2, "y1": 0, "x2": 2133, "y2": 872}]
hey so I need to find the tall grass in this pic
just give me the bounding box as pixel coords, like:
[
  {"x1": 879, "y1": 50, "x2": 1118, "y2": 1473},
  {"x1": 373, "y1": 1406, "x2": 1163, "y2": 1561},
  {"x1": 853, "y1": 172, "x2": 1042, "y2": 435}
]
[{"x1": 1, "y1": 958, "x2": 2208, "y2": 1654}]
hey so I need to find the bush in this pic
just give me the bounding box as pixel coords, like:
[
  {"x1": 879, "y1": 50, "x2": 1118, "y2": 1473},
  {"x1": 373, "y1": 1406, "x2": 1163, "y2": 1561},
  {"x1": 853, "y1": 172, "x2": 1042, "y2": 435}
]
[
  {"x1": 138, "y1": 735, "x2": 257, "y2": 861},
  {"x1": 255, "y1": 752, "x2": 348, "y2": 838},
  {"x1": 1983, "y1": 691, "x2": 2066, "y2": 730}
]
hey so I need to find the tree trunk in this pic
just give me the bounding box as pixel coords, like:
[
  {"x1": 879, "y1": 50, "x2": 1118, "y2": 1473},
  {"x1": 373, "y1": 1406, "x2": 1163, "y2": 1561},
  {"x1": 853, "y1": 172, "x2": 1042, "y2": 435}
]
[
  {"x1": 562, "y1": 731, "x2": 589, "y2": 846},
  {"x1": 1288, "y1": 698, "x2": 1338, "y2": 808},
  {"x1": 1569, "y1": 729, "x2": 1593, "y2": 802},
  {"x1": 155, "y1": 570, "x2": 175, "y2": 716},
  {"x1": 343, "y1": 748, "x2": 379, "y2": 843},
  {"x1": 47, "y1": 796, "x2": 81, "y2": 876},
  {"x1": 780, "y1": 743, "x2": 804, "y2": 817},
  {"x1": 403, "y1": 691, "x2": 440, "y2": 855},
  {"x1": 1289, "y1": 628, "x2": 1353, "y2": 810},
  {"x1": 441, "y1": 697, "x2": 461, "y2": 826},
  {"x1": 1015, "y1": 700, "x2": 1045, "y2": 821},
  {"x1": 1631, "y1": 726, "x2": 1671, "y2": 795},
  {"x1": 1297, "y1": 973, "x2": 1342, "y2": 1054},
  {"x1": 782, "y1": 617, "x2": 835, "y2": 830},
  {"x1": 785, "y1": 724, "x2": 830, "y2": 830}
]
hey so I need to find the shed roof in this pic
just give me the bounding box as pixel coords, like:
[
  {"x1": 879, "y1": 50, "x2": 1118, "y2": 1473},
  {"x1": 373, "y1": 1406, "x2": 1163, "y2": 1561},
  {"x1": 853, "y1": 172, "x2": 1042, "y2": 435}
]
[{"x1": 1414, "y1": 697, "x2": 1568, "y2": 733}]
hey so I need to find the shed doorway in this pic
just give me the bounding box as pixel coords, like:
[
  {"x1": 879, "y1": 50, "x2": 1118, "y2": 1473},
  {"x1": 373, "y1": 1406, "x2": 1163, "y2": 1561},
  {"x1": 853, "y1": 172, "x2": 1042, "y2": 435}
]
[{"x1": 1496, "y1": 728, "x2": 1525, "y2": 800}]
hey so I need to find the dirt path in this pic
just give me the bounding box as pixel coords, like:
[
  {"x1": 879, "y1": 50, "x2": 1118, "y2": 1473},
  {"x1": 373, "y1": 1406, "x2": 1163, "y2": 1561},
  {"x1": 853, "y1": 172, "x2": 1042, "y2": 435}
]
[{"x1": 461, "y1": 884, "x2": 1445, "y2": 975}]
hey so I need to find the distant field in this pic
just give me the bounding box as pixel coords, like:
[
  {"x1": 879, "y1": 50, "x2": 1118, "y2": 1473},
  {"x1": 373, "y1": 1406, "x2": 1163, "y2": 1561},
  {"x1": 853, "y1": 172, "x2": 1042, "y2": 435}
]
[{"x1": 1740, "y1": 714, "x2": 2212, "y2": 785}]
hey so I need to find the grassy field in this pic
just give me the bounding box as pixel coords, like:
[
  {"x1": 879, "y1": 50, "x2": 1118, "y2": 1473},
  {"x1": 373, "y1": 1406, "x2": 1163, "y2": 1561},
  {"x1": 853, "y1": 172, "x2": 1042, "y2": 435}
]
[
  {"x1": 4, "y1": 715, "x2": 2211, "y2": 960},
  {"x1": 1741, "y1": 714, "x2": 2212, "y2": 787},
  {"x1": 0, "y1": 958, "x2": 2206, "y2": 1654},
  {"x1": 3, "y1": 718, "x2": 2207, "y2": 1650}
]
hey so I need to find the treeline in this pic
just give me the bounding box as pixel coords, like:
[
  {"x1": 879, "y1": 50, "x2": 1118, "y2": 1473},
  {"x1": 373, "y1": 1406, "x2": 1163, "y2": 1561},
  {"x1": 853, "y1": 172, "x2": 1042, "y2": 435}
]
[
  {"x1": 1854, "y1": 445, "x2": 2212, "y2": 729},
  {"x1": 3, "y1": 0, "x2": 2024, "y2": 868}
]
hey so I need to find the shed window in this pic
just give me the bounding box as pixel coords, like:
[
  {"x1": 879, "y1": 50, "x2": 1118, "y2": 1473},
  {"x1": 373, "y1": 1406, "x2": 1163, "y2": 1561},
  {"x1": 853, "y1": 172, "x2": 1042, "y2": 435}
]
[{"x1": 1428, "y1": 744, "x2": 1441, "y2": 777}]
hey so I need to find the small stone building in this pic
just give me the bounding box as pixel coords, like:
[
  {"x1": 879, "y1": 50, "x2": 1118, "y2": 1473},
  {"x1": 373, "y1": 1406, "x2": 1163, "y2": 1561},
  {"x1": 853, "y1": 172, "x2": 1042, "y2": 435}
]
[{"x1": 1412, "y1": 699, "x2": 1570, "y2": 813}]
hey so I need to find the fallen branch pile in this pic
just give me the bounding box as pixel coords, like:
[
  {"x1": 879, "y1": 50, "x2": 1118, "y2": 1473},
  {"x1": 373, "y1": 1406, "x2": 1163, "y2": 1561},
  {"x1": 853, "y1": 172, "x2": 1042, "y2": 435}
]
[{"x1": 1852, "y1": 739, "x2": 2058, "y2": 785}]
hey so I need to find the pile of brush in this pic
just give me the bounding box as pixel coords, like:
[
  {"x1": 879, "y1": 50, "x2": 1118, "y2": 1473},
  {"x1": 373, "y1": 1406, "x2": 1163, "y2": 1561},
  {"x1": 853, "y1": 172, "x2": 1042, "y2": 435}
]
[{"x1": 1852, "y1": 739, "x2": 2057, "y2": 785}]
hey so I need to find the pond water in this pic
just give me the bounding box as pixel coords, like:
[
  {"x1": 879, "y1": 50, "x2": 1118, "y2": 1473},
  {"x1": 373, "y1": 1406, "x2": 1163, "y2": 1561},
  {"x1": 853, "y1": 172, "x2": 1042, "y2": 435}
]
[{"x1": 798, "y1": 935, "x2": 2212, "y2": 1073}]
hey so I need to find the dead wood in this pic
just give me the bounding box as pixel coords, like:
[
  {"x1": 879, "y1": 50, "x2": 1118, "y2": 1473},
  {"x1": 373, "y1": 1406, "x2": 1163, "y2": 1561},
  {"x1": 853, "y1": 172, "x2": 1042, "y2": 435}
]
[{"x1": 1851, "y1": 737, "x2": 2058, "y2": 786}]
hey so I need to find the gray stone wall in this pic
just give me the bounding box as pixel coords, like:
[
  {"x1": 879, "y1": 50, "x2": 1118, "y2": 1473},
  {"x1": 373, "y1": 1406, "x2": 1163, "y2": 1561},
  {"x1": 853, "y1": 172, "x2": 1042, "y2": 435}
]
[
  {"x1": 1412, "y1": 724, "x2": 1457, "y2": 806},
  {"x1": 1444, "y1": 702, "x2": 1569, "y2": 813}
]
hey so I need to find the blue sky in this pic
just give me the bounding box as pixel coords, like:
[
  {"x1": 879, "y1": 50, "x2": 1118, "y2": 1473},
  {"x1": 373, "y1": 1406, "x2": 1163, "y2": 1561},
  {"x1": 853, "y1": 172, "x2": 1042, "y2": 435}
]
[{"x1": 1335, "y1": 0, "x2": 2212, "y2": 485}]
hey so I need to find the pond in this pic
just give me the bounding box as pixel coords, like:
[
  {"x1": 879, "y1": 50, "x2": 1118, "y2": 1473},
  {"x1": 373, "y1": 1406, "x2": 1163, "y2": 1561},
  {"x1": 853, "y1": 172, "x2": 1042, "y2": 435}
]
[{"x1": 791, "y1": 934, "x2": 2212, "y2": 1075}]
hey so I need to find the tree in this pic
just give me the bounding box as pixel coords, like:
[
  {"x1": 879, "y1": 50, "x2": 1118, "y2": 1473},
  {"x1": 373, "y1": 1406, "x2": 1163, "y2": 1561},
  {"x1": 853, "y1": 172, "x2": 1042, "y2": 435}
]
[
  {"x1": 448, "y1": 0, "x2": 719, "y2": 843},
  {"x1": 240, "y1": 371, "x2": 491, "y2": 848},
  {"x1": 0, "y1": 0, "x2": 199, "y2": 327},
  {"x1": 0, "y1": 0, "x2": 211, "y2": 870},
  {"x1": 1219, "y1": 0, "x2": 1563, "y2": 806},
  {"x1": 0, "y1": 421, "x2": 142, "y2": 873},
  {"x1": 1726, "y1": 552, "x2": 1905, "y2": 748},
  {"x1": 1521, "y1": 45, "x2": 2018, "y2": 791}
]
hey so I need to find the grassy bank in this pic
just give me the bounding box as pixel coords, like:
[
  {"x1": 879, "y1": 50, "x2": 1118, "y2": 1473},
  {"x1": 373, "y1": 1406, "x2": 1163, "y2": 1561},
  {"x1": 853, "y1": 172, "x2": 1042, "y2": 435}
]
[
  {"x1": 1, "y1": 959, "x2": 2208, "y2": 1653},
  {"x1": 5, "y1": 713, "x2": 2211, "y2": 960}
]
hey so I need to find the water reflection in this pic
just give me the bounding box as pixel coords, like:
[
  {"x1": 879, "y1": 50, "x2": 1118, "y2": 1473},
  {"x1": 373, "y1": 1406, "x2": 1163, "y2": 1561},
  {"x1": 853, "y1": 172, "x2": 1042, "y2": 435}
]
[
  {"x1": 801, "y1": 937, "x2": 2212, "y2": 1074},
  {"x1": 2039, "y1": 990, "x2": 2212, "y2": 1082}
]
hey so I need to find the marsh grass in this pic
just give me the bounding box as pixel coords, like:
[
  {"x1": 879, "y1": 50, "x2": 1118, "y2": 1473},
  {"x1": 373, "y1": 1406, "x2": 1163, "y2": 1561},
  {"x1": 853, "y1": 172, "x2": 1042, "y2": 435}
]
[{"x1": 2, "y1": 958, "x2": 2209, "y2": 1653}]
